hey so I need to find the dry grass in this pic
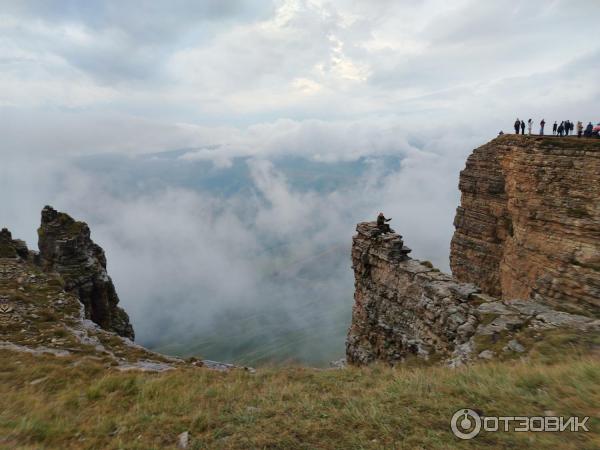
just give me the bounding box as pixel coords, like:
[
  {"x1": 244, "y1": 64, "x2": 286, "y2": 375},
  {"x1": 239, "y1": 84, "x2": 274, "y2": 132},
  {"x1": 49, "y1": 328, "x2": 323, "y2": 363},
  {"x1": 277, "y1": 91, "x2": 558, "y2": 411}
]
[{"x1": 1, "y1": 350, "x2": 599, "y2": 449}]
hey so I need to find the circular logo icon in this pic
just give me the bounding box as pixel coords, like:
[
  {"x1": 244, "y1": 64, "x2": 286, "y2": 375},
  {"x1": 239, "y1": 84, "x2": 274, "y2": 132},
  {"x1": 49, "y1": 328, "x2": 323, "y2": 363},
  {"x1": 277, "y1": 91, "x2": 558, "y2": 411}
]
[{"x1": 451, "y1": 408, "x2": 481, "y2": 440}]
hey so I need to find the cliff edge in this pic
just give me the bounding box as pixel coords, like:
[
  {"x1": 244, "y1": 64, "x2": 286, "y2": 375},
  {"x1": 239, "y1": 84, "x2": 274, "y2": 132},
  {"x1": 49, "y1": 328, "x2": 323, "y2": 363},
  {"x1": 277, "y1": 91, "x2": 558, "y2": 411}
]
[
  {"x1": 37, "y1": 206, "x2": 134, "y2": 339},
  {"x1": 1, "y1": 207, "x2": 246, "y2": 372},
  {"x1": 346, "y1": 222, "x2": 599, "y2": 366},
  {"x1": 347, "y1": 135, "x2": 600, "y2": 366},
  {"x1": 450, "y1": 135, "x2": 600, "y2": 317}
]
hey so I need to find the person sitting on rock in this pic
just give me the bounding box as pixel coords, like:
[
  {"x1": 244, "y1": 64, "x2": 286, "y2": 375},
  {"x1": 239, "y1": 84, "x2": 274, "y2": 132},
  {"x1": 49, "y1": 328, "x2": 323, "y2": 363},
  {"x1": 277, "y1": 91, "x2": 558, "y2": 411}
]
[{"x1": 377, "y1": 212, "x2": 392, "y2": 233}]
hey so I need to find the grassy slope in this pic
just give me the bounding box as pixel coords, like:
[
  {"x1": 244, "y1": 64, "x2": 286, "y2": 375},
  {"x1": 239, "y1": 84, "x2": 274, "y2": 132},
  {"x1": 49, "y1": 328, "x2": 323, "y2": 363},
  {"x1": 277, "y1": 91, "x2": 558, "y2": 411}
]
[{"x1": 2, "y1": 349, "x2": 599, "y2": 450}]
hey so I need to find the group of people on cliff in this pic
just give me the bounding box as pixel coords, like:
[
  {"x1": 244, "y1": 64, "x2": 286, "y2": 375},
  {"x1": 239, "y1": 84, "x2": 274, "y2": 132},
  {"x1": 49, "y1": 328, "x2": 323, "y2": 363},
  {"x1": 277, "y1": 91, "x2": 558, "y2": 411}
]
[{"x1": 511, "y1": 118, "x2": 594, "y2": 137}]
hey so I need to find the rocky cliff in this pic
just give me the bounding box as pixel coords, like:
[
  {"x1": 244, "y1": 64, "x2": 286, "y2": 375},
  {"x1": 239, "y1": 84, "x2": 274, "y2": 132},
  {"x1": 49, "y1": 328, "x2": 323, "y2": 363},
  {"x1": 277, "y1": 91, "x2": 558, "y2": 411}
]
[
  {"x1": 1, "y1": 212, "x2": 173, "y2": 370},
  {"x1": 450, "y1": 135, "x2": 600, "y2": 317},
  {"x1": 37, "y1": 206, "x2": 134, "y2": 339},
  {"x1": 1, "y1": 207, "x2": 243, "y2": 372},
  {"x1": 347, "y1": 136, "x2": 600, "y2": 366},
  {"x1": 346, "y1": 222, "x2": 599, "y2": 366}
]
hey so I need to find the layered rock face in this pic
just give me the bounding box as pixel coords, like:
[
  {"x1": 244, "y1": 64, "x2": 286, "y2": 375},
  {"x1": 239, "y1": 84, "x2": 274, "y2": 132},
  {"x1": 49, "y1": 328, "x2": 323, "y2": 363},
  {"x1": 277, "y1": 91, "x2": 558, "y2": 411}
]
[
  {"x1": 347, "y1": 223, "x2": 479, "y2": 365},
  {"x1": 346, "y1": 222, "x2": 599, "y2": 366},
  {"x1": 451, "y1": 135, "x2": 600, "y2": 317},
  {"x1": 348, "y1": 136, "x2": 600, "y2": 366},
  {"x1": 37, "y1": 206, "x2": 134, "y2": 339}
]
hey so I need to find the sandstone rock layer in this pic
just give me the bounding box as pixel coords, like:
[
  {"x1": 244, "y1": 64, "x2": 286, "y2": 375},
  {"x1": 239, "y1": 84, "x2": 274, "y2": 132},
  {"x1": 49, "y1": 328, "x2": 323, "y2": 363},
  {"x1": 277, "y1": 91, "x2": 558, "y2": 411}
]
[{"x1": 451, "y1": 135, "x2": 600, "y2": 317}]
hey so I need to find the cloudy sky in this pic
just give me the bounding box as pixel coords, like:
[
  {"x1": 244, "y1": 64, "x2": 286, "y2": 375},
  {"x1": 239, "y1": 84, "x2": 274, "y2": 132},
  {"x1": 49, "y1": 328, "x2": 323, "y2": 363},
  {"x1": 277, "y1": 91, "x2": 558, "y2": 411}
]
[
  {"x1": 2, "y1": 0, "x2": 599, "y2": 364},
  {"x1": 3, "y1": 0, "x2": 599, "y2": 153}
]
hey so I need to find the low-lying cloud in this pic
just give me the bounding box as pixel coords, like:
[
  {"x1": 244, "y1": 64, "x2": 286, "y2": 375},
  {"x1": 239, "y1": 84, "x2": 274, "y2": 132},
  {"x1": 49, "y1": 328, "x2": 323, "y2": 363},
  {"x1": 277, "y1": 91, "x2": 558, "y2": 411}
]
[
  {"x1": 2, "y1": 0, "x2": 599, "y2": 364},
  {"x1": 2, "y1": 118, "x2": 483, "y2": 365}
]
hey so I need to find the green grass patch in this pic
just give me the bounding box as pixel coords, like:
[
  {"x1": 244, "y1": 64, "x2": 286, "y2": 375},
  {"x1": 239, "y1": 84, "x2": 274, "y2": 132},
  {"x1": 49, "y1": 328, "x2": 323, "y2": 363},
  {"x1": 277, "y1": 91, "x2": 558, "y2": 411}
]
[{"x1": 1, "y1": 349, "x2": 599, "y2": 449}]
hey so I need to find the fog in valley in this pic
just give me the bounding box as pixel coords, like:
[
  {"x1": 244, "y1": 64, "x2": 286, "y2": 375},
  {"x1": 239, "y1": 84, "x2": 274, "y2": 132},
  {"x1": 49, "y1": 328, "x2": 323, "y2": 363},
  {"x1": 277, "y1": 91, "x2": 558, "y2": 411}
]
[{"x1": 2, "y1": 0, "x2": 599, "y2": 365}]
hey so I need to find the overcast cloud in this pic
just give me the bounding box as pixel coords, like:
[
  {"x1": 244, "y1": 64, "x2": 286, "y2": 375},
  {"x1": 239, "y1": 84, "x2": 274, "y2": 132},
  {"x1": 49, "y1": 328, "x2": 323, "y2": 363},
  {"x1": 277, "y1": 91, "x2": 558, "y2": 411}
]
[{"x1": 2, "y1": 0, "x2": 599, "y2": 364}]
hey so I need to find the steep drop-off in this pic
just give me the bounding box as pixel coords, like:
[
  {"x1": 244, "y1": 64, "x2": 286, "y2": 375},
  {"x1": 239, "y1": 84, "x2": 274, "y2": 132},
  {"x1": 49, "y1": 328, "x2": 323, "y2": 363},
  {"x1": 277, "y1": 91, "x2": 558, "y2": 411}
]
[
  {"x1": 346, "y1": 222, "x2": 598, "y2": 366},
  {"x1": 450, "y1": 135, "x2": 600, "y2": 317},
  {"x1": 37, "y1": 206, "x2": 134, "y2": 339},
  {"x1": 1, "y1": 207, "x2": 244, "y2": 372}
]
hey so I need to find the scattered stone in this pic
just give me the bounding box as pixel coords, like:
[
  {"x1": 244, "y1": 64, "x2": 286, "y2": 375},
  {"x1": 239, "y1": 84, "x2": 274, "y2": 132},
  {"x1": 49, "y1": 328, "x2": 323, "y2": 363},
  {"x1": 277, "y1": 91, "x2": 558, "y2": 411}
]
[
  {"x1": 177, "y1": 431, "x2": 189, "y2": 449},
  {"x1": 117, "y1": 361, "x2": 174, "y2": 372},
  {"x1": 478, "y1": 350, "x2": 495, "y2": 360},
  {"x1": 329, "y1": 358, "x2": 347, "y2": 369},
  {"x1": 505, "y1": 339, "x2": 525, "y2": 353}
]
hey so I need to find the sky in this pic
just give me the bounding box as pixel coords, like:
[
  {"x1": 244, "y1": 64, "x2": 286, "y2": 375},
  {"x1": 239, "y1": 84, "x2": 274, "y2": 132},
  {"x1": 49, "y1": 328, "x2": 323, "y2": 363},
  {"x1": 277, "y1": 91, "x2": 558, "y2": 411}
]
[{"x1": 1, "y1": 0, "x2": 599, "y2": 364}]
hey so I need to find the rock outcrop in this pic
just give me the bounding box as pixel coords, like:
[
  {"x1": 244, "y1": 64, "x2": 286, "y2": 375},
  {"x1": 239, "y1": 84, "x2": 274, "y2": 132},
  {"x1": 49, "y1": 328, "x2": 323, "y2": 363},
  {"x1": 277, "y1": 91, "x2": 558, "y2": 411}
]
[
  {"x1": 450, "y1": 135, "x2": 600, "y2": 317},
  {"x1": 0, "y1": 248, "x2": 180, "y2": 371},
  {"x1": 0, "y1": 222, "x2": 180, "y2": 370},
  {"x1": 1, "y1": 208, "x2": 251, "y2": 372},
  {"x1": 347, "y1": 222, "x2": 478, "y2": 365},
  {"x1": 346, "y1": 222, "x2": 599, "y2": 366},
  {"x1": 0, "y1": 228, "x2": 29, "y2": 260},
  {"x1": 37, "y1": 206, "x2": 134, "y2": 339},
  {"x1": 348, "y1": 136, "x2": 600, "y2": 367}
]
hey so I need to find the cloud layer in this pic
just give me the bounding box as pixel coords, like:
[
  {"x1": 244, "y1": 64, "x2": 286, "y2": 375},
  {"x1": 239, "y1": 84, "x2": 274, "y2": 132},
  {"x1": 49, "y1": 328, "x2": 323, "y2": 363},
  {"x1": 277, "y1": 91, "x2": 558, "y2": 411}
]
[{"x1": 2, "y1": 0, "x2": 599, "y2": 364}]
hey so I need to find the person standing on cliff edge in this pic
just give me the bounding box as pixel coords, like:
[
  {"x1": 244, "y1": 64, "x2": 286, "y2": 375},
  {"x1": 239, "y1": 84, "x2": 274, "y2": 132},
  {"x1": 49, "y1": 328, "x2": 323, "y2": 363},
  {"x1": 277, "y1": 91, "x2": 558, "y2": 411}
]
[
  {"x1": 520, "y1": 120, "x2": 526, "y2": 135},
  {"x1": 514, "y1": 118, "x2": 520, "y2": 134},
  {"x1": 553, "y1": 121, "x2": 558, "y2": 135},
  {"x1": 540, "y1": 119, "x2": 546, "y2": 135},
  {"x1": 377, "y1": 213, "x2": 392, "y2": 233},
  {"x1": 527, "y1": 118, "x2": 533, "y2": 135}
]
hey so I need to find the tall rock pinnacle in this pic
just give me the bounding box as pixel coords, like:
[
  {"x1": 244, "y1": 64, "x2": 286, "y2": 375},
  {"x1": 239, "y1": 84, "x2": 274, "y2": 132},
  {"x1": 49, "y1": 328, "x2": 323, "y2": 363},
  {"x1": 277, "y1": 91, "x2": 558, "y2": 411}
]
[{"x1": 37, "y1": 206, "x2": 134, "y2": 339}]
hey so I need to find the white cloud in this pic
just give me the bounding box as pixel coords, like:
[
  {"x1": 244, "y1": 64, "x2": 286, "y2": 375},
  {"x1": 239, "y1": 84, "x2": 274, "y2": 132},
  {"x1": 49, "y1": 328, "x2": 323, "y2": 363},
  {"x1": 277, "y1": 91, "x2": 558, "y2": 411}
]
[{"x1": 2, "y1": 1, "x2": 598, "y2": 119}]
